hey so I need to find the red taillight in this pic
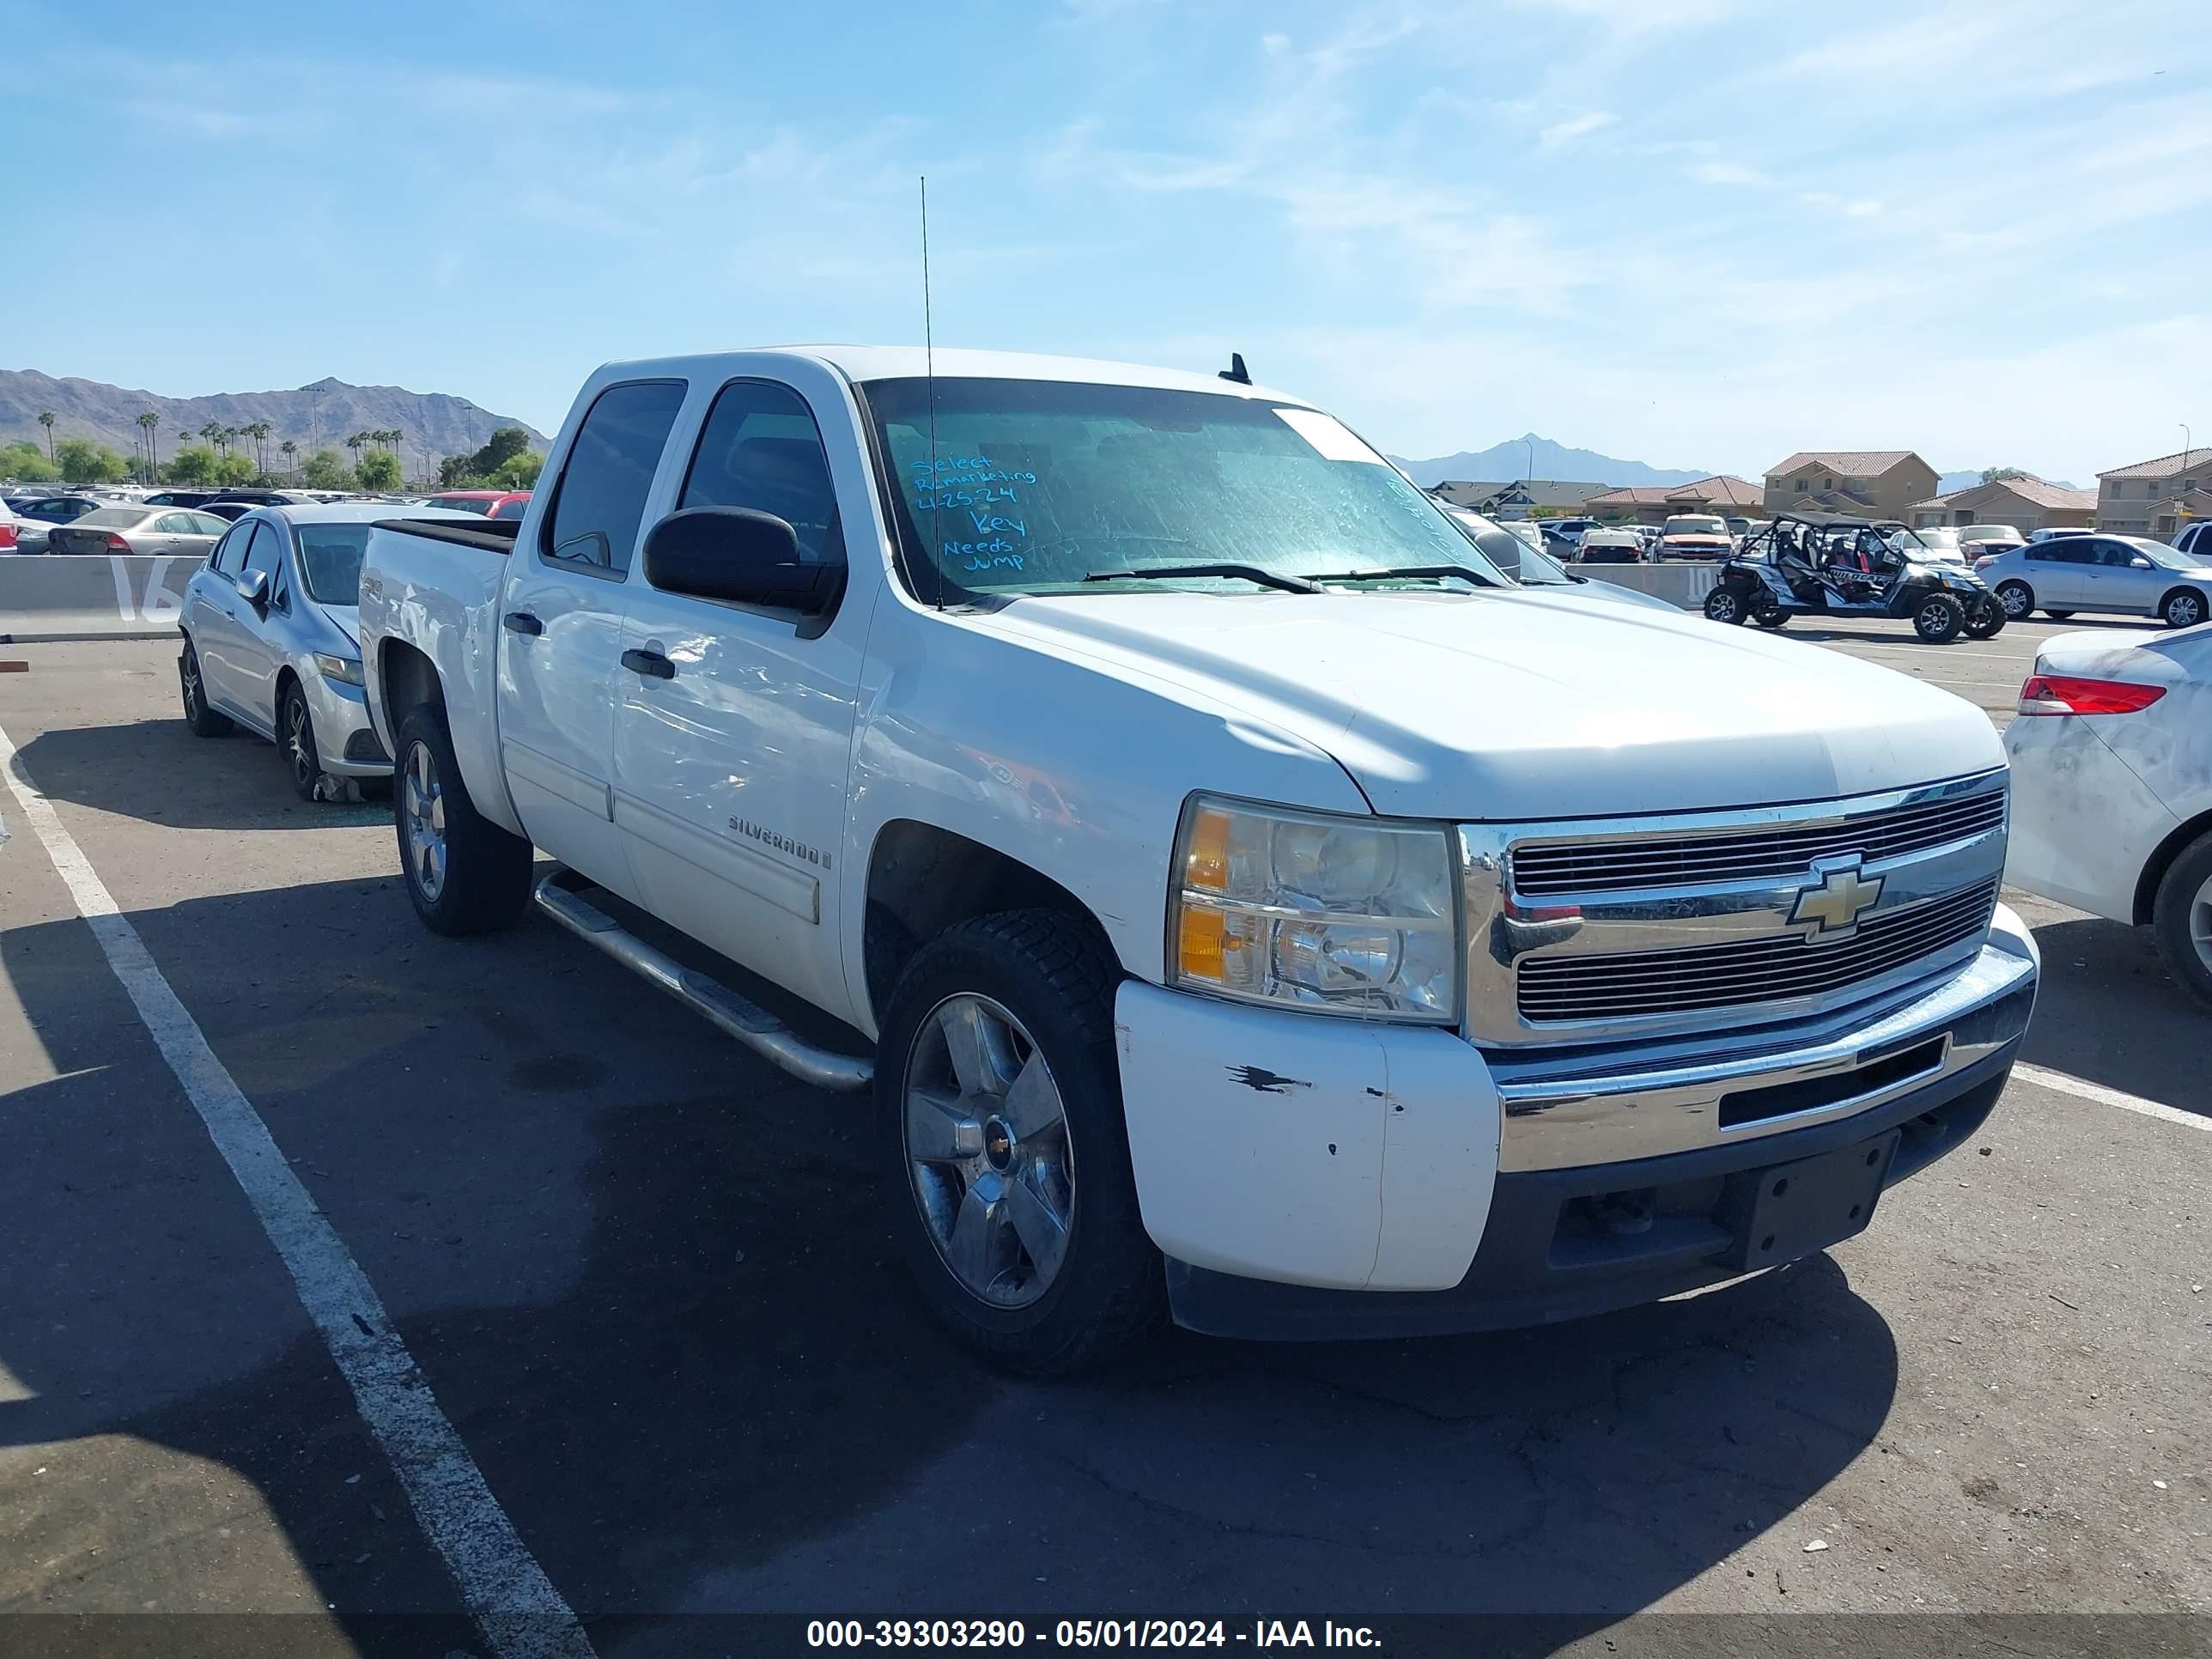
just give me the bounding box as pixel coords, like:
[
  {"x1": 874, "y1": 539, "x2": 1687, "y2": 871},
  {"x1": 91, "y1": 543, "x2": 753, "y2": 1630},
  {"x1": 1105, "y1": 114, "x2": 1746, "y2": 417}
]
[
  {"x1": 2016, "y1": 673, "x2": 2166, "y2": 715},
  {"x1": 105, "y1": 533, "x2": 131, "y2": 550},
  {"x1": 0, "y1": 523, "x2": 15, "y2": 550}
]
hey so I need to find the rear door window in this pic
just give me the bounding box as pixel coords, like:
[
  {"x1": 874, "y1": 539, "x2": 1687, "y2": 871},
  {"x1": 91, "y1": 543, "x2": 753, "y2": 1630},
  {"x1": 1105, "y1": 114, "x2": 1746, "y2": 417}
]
[{"x1": 541, "y1": 380, "x2": 687, "y2": 574}]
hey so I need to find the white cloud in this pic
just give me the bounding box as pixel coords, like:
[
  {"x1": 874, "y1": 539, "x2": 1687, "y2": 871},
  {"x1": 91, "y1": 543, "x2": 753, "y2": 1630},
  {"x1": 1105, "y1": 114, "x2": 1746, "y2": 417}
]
[{"x1": 1538, "y1": 110, "x2": 1618, "y2": 149}]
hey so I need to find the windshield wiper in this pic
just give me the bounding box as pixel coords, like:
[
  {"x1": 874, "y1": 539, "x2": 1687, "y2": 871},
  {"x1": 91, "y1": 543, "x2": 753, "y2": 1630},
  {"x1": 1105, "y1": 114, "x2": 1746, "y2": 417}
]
[
  {"x1": 1305, "y1": 566, "x2": 1492, "y2": 588},
  {"x1": 1082, "y1": 564, "x2": 1320, "y2": 594}
]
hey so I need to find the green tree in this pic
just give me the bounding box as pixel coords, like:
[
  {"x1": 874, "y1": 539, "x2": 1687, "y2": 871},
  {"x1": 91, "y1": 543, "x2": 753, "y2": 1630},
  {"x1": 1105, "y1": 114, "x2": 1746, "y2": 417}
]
[
  {"x1": 1980, "y1": 467, "x2": 2029, "y2": 484},
  {"x1": 356, "y1": 449, "x2": 404, "y2": 491},
  {"x1": 137, "y1": 410, "x2": 162, "y2": 479},
  {"x1": 214, "y1": 453, "x2": 258, "y2": 486},
  {"x1": 490, "y1": 451, "x2": 544, "y2": 490},
  {"x1": 465, "y1": 426, "x2": 532, "y2": 477},
  {"x1": 165, "y1": 445, "x2": 219, "y2": 484},
  {"x1": 198, "y1": 421, "x2": 223, "y2": 456},
  {"x1": 1, "y1": 441, "x2": 62, "y2": 482},
  {"x1": 38, "y1": 410, "x2": 56, "y2": 459},
  {"x1": 55, "y1": 437, "x2": 128, "y2": 483},
  {"x1": 301, "y1": 447, "x2": 351, "y2": 490},
  {"x1": 279, "y1": 439, "x2": 298, "y2": 481},
  {"x1": 437, "y1": 453, "x2": 472, "y2": 488}
]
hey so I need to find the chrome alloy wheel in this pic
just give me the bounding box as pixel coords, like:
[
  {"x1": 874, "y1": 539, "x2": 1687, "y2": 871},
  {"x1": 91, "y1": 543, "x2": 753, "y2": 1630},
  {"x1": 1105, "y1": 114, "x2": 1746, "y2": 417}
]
[
  {"x1": 2191, "y1": 871, "x2": 2212, "y2": 976},
  {"x1": 286, "y1": 695, "x2": 314, "y2": 791},
  {"x1": 902, "y1": 993, "x2": 1074, "y2": 1308},
  {"x1": 181, "y1": 648, "x2": 204, "y2": 715},
  {"x1": 401, "y1": 740, "x2": 447, "y2": 902}
]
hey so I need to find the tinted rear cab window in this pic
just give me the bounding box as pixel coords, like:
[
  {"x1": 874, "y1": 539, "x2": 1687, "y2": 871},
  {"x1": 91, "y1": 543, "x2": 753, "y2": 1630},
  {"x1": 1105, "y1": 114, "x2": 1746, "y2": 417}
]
[{"x1": 543, "y1": 380, "x2": 688, "y2": 574}]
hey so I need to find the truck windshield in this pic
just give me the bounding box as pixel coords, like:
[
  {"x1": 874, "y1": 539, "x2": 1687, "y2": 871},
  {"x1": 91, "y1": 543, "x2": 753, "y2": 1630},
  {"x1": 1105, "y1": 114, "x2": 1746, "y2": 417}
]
[
  {"x1": 858, "y1": 377, "x2": 1503, "y2": 599},
  {"x1": 293, "y1": 524, "x2": 371, "y2": 603},
  {"x1": 1662, "y1": 516, "x2": 1727, "y2": 538}
]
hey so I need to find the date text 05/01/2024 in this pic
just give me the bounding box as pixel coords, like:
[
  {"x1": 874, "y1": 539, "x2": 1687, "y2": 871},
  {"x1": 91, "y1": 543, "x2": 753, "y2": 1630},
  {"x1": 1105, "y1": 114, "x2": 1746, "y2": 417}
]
[{"x1": 805, "y1": 1618, "x2": 1382, "y2": 1649}]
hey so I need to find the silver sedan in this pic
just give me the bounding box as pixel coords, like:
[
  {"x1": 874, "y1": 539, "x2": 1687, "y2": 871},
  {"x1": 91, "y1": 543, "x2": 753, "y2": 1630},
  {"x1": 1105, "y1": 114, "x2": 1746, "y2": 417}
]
[
  {"x1": 46, "y1": 504, "x2": 231, "y2": 556},
  {"x1": 179, "y1": 504, "x2": 476, "y2": 800},
  {"x1": 1978, "y1": 534, "x2": 2212, "y2": 629}
]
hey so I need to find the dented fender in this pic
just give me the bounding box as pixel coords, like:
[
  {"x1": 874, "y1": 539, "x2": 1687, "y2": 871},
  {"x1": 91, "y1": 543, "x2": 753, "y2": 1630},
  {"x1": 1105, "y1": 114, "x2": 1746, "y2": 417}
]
[{"x1": 1113, "y1": 980, "x2": 1499, "y2": 1292}]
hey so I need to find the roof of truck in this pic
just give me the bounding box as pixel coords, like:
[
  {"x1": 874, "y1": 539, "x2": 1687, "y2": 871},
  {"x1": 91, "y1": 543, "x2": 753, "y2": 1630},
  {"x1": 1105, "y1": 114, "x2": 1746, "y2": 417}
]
[{"x1": 597, "y1": 346, "x2": 1304, "y2": 404}]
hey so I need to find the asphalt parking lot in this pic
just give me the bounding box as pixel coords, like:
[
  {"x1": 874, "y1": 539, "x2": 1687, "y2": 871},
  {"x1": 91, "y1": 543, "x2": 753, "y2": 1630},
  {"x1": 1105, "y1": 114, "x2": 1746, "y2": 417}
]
[{"x1": 1, "y1": 618, "x2": 2207, "y2": 1658}]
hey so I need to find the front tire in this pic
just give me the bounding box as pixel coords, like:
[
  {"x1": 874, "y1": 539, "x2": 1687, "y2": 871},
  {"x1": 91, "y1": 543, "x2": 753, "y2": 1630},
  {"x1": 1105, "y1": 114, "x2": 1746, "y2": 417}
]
[
  {"x1": 2160, "y1": 589, "x2": 2207, "y2": 629},
  {"x1": 2043, "y1": 610, "x2": 2075, "y2": 621},
  {"x1": 393, "y1": 703, "x2": 533, "y2": 936},
  {"x1": 1749, "y1": 592, "x2": 1790, "y2": 628},
  {"x1": 878, "y1": 910, "x2": 1163, "y2": 1375},
  {"x1": 281, "y1": 681, "x2": 322, "y2": 802},
  {"x1": 1964, "y1": 594, "x2": 2007, "y2": 639},
  {"x1": 1995, "y1": 580, "x2": 2033, "y2": 619},
  {"x1": 1913, "y1": 593, "x2": 1966, "y2": 642},
  {"x1": 1703, "y1": 586, "x2": 1746, "y2": 625},
  {"x1": 179, "y1": 640, "x2": 233, "y2": 738},
  {"x1": 2151, "y1": 831, "x2": 2212, "y2": 1008}
]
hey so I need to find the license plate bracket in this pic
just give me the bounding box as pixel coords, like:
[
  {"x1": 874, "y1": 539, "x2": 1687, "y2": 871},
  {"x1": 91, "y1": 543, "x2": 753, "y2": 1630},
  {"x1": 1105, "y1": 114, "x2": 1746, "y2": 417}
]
[{"x1": 1720, "y1": 1128, "x2": 1901, "y2": 1272}]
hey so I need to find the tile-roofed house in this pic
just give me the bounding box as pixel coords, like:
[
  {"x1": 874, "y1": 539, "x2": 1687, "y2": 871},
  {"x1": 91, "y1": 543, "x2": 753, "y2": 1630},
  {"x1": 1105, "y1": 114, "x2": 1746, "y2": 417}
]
[
  {"x1": 1586, "y1": 476, "x2": 1761, "y2": 524},
  {"x1": 1904, "y1": 477, "x2": 2096, "y2": 534},
  {"x1": 1429, "y1": 478, "x2": 1613, "y2": 514},
  {"x1": 2096, "y1": 448, "x2": 2212, "y2": 538},
  {"x1": 1762, "y1": 450, "x2": 1938, "y2": 520}
]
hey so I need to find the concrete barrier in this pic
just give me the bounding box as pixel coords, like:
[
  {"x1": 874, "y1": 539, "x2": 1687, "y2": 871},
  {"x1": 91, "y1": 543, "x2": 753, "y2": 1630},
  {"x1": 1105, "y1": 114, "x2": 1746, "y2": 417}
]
[
  {"x1": 0, "y1": 556, "x2": 196, "y2": 642},
  {"x1": 1582, "y1": 562, "x2": 1720, "y2": 609}
]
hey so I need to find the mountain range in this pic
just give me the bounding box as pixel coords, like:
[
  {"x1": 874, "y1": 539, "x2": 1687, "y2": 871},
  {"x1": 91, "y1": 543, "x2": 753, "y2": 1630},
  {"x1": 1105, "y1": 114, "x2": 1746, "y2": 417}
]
[
  {"x1": 1393, "y1": 434, "x2": 1712, "y2": 489},
  {"x1": 0, "y1": 369, "x2": 546, "y2": 476}
]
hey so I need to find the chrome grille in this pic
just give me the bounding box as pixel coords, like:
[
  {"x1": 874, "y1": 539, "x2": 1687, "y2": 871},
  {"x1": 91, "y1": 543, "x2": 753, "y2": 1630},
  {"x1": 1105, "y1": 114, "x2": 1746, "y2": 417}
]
[
  {"x1": 1516, "y1": 879, "x2": 1999, "y2": 1024},
  {"x1": 1511, "y1": 787, "x2": 2008, "y2": 896}
]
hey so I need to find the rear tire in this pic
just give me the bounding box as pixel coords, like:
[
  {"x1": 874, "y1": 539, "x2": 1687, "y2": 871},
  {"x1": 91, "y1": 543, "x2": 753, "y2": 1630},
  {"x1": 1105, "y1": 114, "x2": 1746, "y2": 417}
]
[
  {"x1": 2151, "y1": 831, "x2": 2212, "y2": 1008},
  {"x1": 1995, "y1": 580, "x2": 2033, "y2": 619},
  {"x1": 179, "y1": 640, "x2": 233, "y2": 738},
  {"x1": 878, "y1": 909, "x2": 1163, "y2": 1376},
  {"x1": 1913, "y1": 593, "x2": 1966, "y2": 643},
  {"x1": 393, "y1": 703, "x2": 533, "y2": 936},
  {"x1": 2160, "y1": 589, "x2": 2206, "y2": 629},
  {"x1": 1964, "y1": 595, "x2": 2007, "y2": 639},
  {"x1": 2042, "y1": 610, "x2": 2075, "y2": 621},
  {"x1": 1749, "y1": 593, "x2": 1790, "y2": 628}
]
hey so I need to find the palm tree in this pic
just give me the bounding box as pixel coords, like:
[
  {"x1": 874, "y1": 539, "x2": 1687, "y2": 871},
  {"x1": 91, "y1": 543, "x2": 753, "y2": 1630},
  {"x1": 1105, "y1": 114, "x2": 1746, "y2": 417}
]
[
  {"x1": 280, "y1": 439, "x2": 297, "y2": 483},
  {"x1": 244, "y1": 420, "x2": 272, "y2": 475},
  {"x1": 198, "y1": 420, "x2": 222, "y2": 456},
  {"x1": 221, "y1": 426, "x2": 241, "y2": 461},
  {"x1": 346, "y1": 433, "x2": 365, "y2": 471},
  {"x1": 38, "y1": 410, "x2": 56, "y2": 460},
  {"x1": 137, "y1": 410, "x2": 161, "y2": 479}
]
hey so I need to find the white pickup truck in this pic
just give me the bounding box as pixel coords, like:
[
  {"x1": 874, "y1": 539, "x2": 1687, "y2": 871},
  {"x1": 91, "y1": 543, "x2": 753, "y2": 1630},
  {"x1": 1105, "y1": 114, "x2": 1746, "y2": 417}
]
[{"x1": 358, "y1": 347, "x2": 2039, "y2": 1372}]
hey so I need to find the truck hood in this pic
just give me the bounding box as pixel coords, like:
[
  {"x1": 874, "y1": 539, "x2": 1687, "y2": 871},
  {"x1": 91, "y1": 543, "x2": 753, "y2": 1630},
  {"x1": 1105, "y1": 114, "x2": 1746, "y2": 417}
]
[{"x1": 988, "y1": 588, "x2": 2002, "y2": 820}]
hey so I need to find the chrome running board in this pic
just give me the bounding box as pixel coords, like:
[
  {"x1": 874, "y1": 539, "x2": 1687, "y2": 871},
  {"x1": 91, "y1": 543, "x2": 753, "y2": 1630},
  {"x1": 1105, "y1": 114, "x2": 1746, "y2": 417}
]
[{"x1": 532, "y1": 868, "x2": 873, "y2": 1094}]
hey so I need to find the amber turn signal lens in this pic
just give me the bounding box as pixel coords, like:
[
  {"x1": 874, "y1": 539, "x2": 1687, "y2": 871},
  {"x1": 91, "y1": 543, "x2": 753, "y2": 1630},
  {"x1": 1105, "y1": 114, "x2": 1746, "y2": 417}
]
[
  {"x1": 1178, "y1": 907, "x2": 1229, "y2": 979},
  {"x1": 1184, "y1": 805, "x2": 1232, "y2": 892}
]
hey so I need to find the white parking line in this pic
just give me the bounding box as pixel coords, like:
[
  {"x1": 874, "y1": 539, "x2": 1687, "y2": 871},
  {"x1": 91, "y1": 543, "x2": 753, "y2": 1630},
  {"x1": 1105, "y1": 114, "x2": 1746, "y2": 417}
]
[
  {"x1": 2013, "y1": 1060, "x2": 2210, "y2": 1133},
  {"x1": 0, "y1": 721, "x2": 594, "y2": 1659}
]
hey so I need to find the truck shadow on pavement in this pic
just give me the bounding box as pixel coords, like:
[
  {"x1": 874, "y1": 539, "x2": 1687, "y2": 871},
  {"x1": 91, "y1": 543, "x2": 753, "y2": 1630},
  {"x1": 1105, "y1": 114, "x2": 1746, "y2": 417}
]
[
  {"x1": 2020, "y1": 915, "x2": 2210, "y2": 1118},
  {"x1": 13, "y1": 718, "x2": 389, "y2": 833},
  {"x1": 0, "y1": 872, "x2": 1903, "y2": 1650}
]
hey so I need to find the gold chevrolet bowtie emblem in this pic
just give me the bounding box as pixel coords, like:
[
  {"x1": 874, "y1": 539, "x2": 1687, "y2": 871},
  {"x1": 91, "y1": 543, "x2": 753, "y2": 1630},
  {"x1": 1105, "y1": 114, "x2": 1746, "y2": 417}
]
[{"x1": 1790, "y1": 863, "x2": 1885, "y2": 936}]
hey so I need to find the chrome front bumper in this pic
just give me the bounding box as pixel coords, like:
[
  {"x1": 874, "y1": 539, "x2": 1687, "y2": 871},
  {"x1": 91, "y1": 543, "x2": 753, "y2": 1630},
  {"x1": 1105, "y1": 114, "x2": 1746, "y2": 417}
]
[{"x1": 1485, "y1": 904, "x2": 2039, "y2": 1172}]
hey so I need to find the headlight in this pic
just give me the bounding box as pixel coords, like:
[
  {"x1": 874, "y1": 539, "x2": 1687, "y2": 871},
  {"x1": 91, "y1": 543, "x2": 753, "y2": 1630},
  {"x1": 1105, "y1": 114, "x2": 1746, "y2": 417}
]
[
  {"x1": 1170, "y1": 795, "x2": 1459, "y2": 1023},
  {"x1": 313, "y1": 652, "x2": 364, "y2": 686}
]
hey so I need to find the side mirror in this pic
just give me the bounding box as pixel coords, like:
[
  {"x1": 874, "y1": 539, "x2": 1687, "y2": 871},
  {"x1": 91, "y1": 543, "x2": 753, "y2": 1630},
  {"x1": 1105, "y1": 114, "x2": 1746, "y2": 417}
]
[
  {"x1": 2132, "y1": 556, "x2": 2154, "y2": 569},
  {"x1": 234, "y1": 568, "x2": 270, "y2": 611},
  {"x1": 642, "y1": 507, "x2": 842, "y2": 616}
]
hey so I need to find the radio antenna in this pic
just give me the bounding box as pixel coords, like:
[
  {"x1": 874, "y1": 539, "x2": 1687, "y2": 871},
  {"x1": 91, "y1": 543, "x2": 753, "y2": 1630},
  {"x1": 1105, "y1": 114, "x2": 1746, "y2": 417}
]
[{"x1": 921, "y1": 174, "x2": 943, "y2": 611}]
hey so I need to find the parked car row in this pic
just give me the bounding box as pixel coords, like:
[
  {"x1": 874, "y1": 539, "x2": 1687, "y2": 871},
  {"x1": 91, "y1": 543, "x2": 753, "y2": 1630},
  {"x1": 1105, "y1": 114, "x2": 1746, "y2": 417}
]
[{"x1": 2, "y1": 486, "x2": 532, "y2": 551}]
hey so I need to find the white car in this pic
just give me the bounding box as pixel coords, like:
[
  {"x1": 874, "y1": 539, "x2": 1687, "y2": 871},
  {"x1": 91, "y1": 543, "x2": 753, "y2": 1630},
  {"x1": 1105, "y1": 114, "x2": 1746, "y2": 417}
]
[
  {"x1": 2005, "y1": 623, "x2": 2212, "y2": 1006},
  {"x1": 1957, "y1": 522, "x2": 2025, "y2": 557},
  {"x1": 357, "y1": 345, "x2": 2037, "y2": 1370},
  {"x1": 1977, "y1": 534, "x2": 2212, "y2": 629},
  {"x1": 1896, "y1": 526, "x2": 1966, "y2": 562}
]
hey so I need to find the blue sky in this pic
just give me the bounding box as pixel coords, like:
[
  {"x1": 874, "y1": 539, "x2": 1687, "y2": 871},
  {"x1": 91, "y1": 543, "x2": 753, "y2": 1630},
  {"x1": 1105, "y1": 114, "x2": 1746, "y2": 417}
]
[{"x1": 16, "y1": 0, "x2": 2212, "y2": 481}]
